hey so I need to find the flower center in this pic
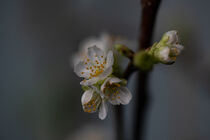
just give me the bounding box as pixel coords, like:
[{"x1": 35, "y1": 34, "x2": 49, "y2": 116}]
[
  {"x1": 90, "y1": 69, "x2": 104, "y2": 77},
  {"x1": 83, "y1": 93, "x2": 101, "y2": 113},
  {"x1": 104, "y1": 82, "x2": 121, "y2": 100},
  {"x1": 83, "y1": 55, "x2": 107, "y2": 79}
]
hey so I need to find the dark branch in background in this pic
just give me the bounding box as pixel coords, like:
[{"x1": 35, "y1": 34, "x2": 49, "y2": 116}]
[
  {"x1": 114, "y1": 51, "x2": 135, "y2": 140},
  {"x1": 115, "y1": 0, "x2": 161, "y2": 140},
  {"x1": 134, "y1": 0, "x2": 161, "y2": 140}
]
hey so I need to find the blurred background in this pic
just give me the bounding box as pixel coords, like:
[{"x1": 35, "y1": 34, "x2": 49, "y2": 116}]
[{"x1": 1, "y1": 0, "x2": 210, "y2": 140}]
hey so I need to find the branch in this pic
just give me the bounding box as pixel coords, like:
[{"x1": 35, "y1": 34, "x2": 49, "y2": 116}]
[
  {"x1": 133, "y1": 0, "x2": 161, "y2": 140},
  {"x1": 139, "y1": 0, "x2": 161, "y2": 49},
  {"x1": 115, "y1": 1, "x2": 161, "y2": 140}
]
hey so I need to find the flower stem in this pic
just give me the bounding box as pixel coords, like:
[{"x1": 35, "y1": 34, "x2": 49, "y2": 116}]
[{"x1": 133, "y1": 0, "x2": 162, "y2": 140}]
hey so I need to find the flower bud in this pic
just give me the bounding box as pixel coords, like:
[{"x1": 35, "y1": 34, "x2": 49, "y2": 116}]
[
  {"x1": 114, "y1": 44, "x2": 134, "y2": 59},
  {"x1": 133, "y1": 51, "x2": 156, "y2": 71},
  {"x1": 163, "y1": 30, "x2": 179, "y2": 44},
  {"x1": 151, "y1": 30, "x2": 184, "y2": 64}
]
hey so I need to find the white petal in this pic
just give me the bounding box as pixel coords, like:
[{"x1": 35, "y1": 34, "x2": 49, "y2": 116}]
[
  {"x1": 101, "y1": 77, "x2": 122, "y2": 92},
  {"x1": 165, "y1": 30, "x2": 178, "y2": 44},
  {"x1": 71, "y1": 53, "x2": 80, "y2": 67},
  {"x1": 105, "y1": 51, "x2": 114, "y2": 68},
  {"x1": 98, "y1": 100, "x2": 108, "y2": 120},
  {"x1": 98, "y1": 66, "x2": 112, "y2": 81},
  {"x1": 74, "y1": 61, "x2": 90, "y2": 78},
  {"x1": 109, "y1": 77, "x2": 121, "y2": 84},
  {"x1": 159, "y1": 47, "x2": 170, "y2": 61},
  {"x1": 101, "y1": 77, "x2": 111, "y2": 92},
  {"x1": 87, "y1": 46, "x2": 104, "y2": 59},
  {"x1": 99, "y1": 33, "x2": 113, "y2": 52},
  {"x1": 79, "y1": 34, "x2": 110, "y2": 53},
  {"x1": 81, "y1": 89, "x2": 94, "y2": 105},
  {"x1": 174, "y1": 44, "x2": 184, "y2": 52},
  {"x1": 118, "y1": 87, "x2": 132, "y2": 105},
  {"x1": 109, "y1": 97, "x2": 121, "y2": 105},
  {"x1": 80, "y1": 66, "x2": 112, "y2": 86},
  {"x1": 80, "y1": 77, "x2": 99, "y2": 86},
  {"x1": 80, "y1": 37, "x2": 102, "y2": 51}
]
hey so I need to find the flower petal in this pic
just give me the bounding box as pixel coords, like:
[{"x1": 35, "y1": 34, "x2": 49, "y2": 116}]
[
  {"x1": 87, "y1": 46, "x2": 104, "y2": 59},
  {"x1": 159, "y1": 47, "x2": 170, "y2": 61},
  {"x1": 109, "y1": 77, "x2": 121, "y2": 84},
  {"x1": 98, "y1": 100, "x2": 108, "y2": 120},
  {"x1": 165, "y1": 30, "x2": 178, "y2": 44},
  {"x1": 101, "y1": 77, "x2": 122, "y2": 93},
  {"x1": 118, "y1": 87, "x2": 132, "y2": 105},
  {"x1": 101, "y1": 77, "x2": 111, "y2": 92},
  {"x1": 80, "y1": 77, "x2": 99, "y2": 86},
  {"x1": 108, "y1": 97, "x2": 121, "y2": 105},
  {"x1": 74, "y1": 61, "x2": 90, "y2": 78},
  {"x1": 81, "y1": 89, "x2": 94, "y2": 105},
  {"x1": 174, "y1": 44, "x2": 184, "y2": 54},
  {"x1": 98, "y1": 66, "x2": 112, "y2": 80},
  {"x1": 81, "y1": 66, "x2": 113, "y2": 86},
  {"x1": 105, "y1": 51, "x2": 114, "y2": 68}
]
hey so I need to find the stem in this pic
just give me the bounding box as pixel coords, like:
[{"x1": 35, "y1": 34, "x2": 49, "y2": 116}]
[
  {"x1": 123, "y1": 62, "x2": 137, "y2": 80},
  {"x1": 114, "y1": 64, "x2": 136, "y2": 140},
  {"x1": 114, "y1": 46, "x2": 136, "y2": 140},
  {"x1": 133, "y1": 0, "x2": 161, "y2": 140}
]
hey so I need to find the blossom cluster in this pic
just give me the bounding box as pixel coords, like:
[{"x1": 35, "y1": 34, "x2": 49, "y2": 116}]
[
  {"x1": 73, "y1": 34, "x2": 132, "y2": 120},
  {"x1": 150, "y1": 30, "x2": 184, "y2": 64},
  {"x1": 73, "y1": 31, "x2": 184, "y2": 120}
]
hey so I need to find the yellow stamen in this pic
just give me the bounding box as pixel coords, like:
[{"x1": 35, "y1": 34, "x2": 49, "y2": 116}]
[{"x1": 115, "y1": 83, "x2": 121, "y2": 87}]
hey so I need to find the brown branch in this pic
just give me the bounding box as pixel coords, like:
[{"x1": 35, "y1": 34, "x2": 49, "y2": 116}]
[
  {"x1": 115, "y1": 1, "x2": 161, "y2": 140},
  {"x1": 139, "y1": 0, "x2": 161, "y2": 50},
  {"x1": 133, "y1": 0, "x2": 162, "y2": 140}
]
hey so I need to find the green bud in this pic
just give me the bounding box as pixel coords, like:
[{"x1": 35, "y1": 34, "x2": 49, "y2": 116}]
[
  {"x1": 148, "y1": 30, "x2": 184, "y2": 64},
  {"x1": 133, "y1": 51, "x2": 156, "y2": 71},
  {"x1": 114, "y1": 44, "x2": 134, "y2": 59}
]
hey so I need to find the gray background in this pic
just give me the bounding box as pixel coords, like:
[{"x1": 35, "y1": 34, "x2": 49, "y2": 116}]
[{"x1": 1, "y1": 0, "x2": 210, "y2": 140}]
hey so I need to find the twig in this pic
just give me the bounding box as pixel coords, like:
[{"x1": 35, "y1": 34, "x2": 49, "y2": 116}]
[
  {"x1": 123, "y1": 62, "x2": 137, "y2": 80},
  {"x1": 114, "y1": 59, "x2": 137, "y2": 140}
]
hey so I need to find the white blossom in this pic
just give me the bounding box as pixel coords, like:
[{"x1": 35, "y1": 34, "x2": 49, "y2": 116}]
[
  {"x1": 101, "y1": 77, "x2": 132, "y2": 105},
  {"x1": 165, "y1": 30, "x2": 179, "y2": 44},
  {"x1": 73, "y1": 34, "x2": 133, "y2": 120},
  {"x1": 154, "y1": 30, "x2": 184, "y2": 64},
  {"x1": 158, "y1": 46, "x2": 171, "y2": 62},
  {"x1": 81, "y1": 89, "x2": 108, "y2": 120},
  {"x1": 72, "y1": 33, "x2": 114, "y2": 66},
  {"x1": 80, "y1": 76, "x2": 132, "y2": 120},
  {"x1": 74, "y1": 46, "x2": 114, "y2": 86}
]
